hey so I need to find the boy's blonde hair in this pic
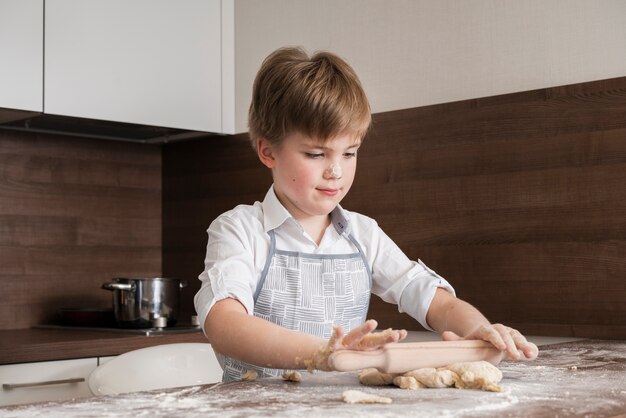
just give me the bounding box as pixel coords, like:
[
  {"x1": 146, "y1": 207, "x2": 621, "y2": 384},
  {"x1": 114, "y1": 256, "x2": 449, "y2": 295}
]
[{"x1": 248, "y1": 47, "x2": 371, "y2": 150}]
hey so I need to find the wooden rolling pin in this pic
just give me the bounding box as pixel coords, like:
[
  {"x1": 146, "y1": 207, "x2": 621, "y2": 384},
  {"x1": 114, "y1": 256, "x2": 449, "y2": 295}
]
[{"x1": 328, "y1": 340, "x2": 505, "y2": 373}]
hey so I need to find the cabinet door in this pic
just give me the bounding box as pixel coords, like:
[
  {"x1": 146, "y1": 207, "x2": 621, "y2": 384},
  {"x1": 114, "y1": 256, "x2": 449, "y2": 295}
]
[
  {"x1": 0, "y1": 357, "x2": 97, "y2": 406},
  {"x1": 0, "y1": 0, "x2": 43, "y2": 112},
  {"x1": 45, "y1": 0, "x2": 222, "y2": 132}
]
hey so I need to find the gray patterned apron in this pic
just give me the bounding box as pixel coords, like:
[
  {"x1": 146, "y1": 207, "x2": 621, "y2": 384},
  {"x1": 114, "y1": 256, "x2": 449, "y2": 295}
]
[{"x1": 221, "y1": 221, "x2": 372, "y2": 382}]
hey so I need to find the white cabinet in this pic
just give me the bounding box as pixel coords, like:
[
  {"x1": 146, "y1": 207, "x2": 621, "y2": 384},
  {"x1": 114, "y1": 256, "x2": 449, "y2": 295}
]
[
  {"x1": 0, "y1": 357, "x2": 97, "y2": 406},
  {"x1": 4, "y1": 1, "x2": 626, "y2": 137},
  {"x1": 0, "y1": 0, "x2": 43, "y2": 112},
  {"x1": 45, "y1": 0, "x2": 227, "y2": 133}
]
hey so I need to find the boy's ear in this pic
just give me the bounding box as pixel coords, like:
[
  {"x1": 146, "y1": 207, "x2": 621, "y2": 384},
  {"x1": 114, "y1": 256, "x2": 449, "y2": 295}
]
[{"x1": 257, "y1": 137, "x2": 275, "y2": 168}]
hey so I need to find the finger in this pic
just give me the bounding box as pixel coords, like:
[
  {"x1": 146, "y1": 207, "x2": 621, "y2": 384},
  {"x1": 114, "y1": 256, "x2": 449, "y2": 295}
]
[
  {"x1": 510, "y1": 328, "x2": 528, "y2": 350},
  {"x1": 397, "y1": 329, "x2": 408, "y2": 342},
  {"x1": 479, "y1": 325, "x2": 507, "y2": 351},
  {"x1": 342, "y1": 319, "x2": 377, "y2": 348},
  {"x1": 493, "y1": 324, "x2": 519, "y2": 359},
  {"x1": 523, "y1": 342, "x2": 539, "y2": 360},
  {"x1": 509, "y1": 329, "x2": 539, "y2": 360},
  {"x1": 327, "y1": 325, "x2": 345, "y2": 351},
  {"x1": 441, "y1": 331, "x2": 463, "y2": 341},
  {"x1": 357, "y1": 328, "x2": 402, "y2": 350}
]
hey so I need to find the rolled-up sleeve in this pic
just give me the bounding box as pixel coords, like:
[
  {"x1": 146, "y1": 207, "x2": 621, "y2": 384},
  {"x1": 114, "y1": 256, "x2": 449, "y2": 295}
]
[
  {"x1": 396, "y1": 259, "x2": 455, "y2": 331},
  {"x1": 194, "y1": 213, "x2": 257, "y2": 335},
  {"x1": 368, "y1": 224, "x2": 455, "y2": 332}
]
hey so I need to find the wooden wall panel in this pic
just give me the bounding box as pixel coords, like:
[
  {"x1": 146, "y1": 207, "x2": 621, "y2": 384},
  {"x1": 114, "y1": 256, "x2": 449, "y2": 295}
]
[
  {"x1": 164, "y1": 76, "x2": 626, "y2": 339},
  {"x1": 0, "y1": 131, "x2": 162, "y2": 330},
  {"x1": 162, "y1": 135, "x2": 273, "y2": 320}
]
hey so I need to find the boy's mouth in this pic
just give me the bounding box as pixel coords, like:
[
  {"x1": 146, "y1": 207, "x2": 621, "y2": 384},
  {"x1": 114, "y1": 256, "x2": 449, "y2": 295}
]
[{"x1": 317, "y1": 187, "x2": 339, "y2": 196}]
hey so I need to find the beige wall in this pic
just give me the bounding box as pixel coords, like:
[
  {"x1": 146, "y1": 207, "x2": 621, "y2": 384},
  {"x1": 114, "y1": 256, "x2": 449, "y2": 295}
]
[{"x1": 232, "y1": 0, "x2": 626, "y2": 132}]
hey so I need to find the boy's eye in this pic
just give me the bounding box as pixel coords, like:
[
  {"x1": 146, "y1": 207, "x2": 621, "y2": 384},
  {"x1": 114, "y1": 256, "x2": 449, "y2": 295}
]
[
  {"x1": 305, "y1": 152, "x2": 324, "y2": 159},
  {"x1": 344, "y1": 152, "x2": 357, "y2": 158}
]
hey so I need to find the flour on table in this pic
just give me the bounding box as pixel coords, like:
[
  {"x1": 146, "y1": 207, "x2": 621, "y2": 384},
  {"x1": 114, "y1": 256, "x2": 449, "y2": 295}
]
[
  {"x1": 341, "y1": 389, "x2": 393, "y2": 404},
  {"x1": 360, "y1": 360, "x2": 503, "y2": 392}
]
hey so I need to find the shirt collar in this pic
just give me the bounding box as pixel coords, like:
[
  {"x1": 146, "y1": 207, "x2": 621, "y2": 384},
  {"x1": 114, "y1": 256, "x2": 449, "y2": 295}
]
[
  {"x1": 330, "y1": 205, "x2": 351, "y2": 236},
  {"x1": 261, "y1": 185, "x2": 352, "y2": 236},
  {"x1": 262, "y1": 185, "x2": 291, "y2": 233}
]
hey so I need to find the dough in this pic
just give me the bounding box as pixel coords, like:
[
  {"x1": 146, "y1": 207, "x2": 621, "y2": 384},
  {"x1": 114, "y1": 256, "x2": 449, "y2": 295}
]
[
  {"x1": 240, "y1": 370, "x2": 258, "y2": 381},
  {"x1": 404, "y1": 368, "x2": 457, "y2": 388},
  {"x1": 342, "y1": 389, "x2": 393, "y2": 404},
  {"x1": 358, "y1": 328, "x2": 396, "y2": 347},
  {"x1": 282, "y1": 370, "x2": 302, "y2": 382},
  {"x1": 359, "y1": 361, "x2": 503, "y2": 392},
  {"x1": 358, "y1": 368, "x2": 396, "y2": 386},
  {"x1": 392, "y1": 375, "x2": 424, "y2": 390},
  {"x1": 445, "y1": 361, "x2": 503, "y2": 392}
]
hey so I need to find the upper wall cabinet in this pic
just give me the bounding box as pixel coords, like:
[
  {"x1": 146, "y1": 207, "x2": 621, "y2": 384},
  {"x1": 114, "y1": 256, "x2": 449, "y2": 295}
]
[
  {"x1": 0, "y1": 0, "x2": 43, "y2": 112},
  {"x1": 4, "y1": 1, "x2": 626, "y2": 136},
  {"x1": 45, "y1": 0, "x2": 231, "y2": 133}
]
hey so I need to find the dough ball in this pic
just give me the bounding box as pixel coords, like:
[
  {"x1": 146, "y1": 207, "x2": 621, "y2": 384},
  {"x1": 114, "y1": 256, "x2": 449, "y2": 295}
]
[
  {"x1": 392, "y1": 375, "x2": 424, "y2": 390},
  {"x1": 342, "y1": 389, "x2": 393, "y2": 404},
  {"x1": 358, "y1": 368, "x2": 396, "y2": 386},
  {"x1": 240, "y1": 370, "x2": 258, "y2": 381},
  {"x1": 404, "y1": 368, "x2": 456, "y2": 388},
  {"x1": 445, "y1": 361, "x2": 503, "y2": 392},
  {"x1": 282, "y1": 370, "x2": 302, "y2": 382}
]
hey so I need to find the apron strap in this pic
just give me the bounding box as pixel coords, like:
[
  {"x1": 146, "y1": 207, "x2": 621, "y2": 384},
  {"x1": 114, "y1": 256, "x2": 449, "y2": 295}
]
[
  {"x1": 254, "y1": 229, "x2": 277, "y2": 302},
  {"x1": 346, "y1": 233, "x2": 373, "y2": 290}
]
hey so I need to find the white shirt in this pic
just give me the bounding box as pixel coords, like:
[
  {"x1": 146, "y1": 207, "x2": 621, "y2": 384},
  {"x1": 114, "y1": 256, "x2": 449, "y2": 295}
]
[{"x1": 194, "y1": 186, "x2": 455, "y2": 334}]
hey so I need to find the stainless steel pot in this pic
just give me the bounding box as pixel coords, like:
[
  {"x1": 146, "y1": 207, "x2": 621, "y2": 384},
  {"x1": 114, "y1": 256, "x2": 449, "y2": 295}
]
[{"x1": 101, "y1": 277, "x2": 187, "y2": 328}]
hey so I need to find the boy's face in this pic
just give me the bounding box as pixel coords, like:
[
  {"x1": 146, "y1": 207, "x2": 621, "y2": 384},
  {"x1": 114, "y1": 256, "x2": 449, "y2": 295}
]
[{"x1": 258, "y1": 131, "x2": 361, "y2": 222}]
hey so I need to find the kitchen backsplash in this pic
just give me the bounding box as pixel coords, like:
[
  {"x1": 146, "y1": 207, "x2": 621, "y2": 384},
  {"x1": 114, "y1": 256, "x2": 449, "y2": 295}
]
[{"x1": 0, "y1": 131, "x2": 162, "y2": 329}]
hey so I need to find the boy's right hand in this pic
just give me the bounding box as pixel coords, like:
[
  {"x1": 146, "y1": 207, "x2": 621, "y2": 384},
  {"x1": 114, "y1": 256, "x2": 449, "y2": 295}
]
[{"x1": 310, "y1": 319, "x2": 407, "y2": 371}]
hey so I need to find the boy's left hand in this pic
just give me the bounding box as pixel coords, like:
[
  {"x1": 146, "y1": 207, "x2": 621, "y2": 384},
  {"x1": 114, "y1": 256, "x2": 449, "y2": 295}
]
[
  {"x1": 441, "y1": 324, "x2": 539, "y2": 361},
  {"x1": 312, "y1": 319, "x2": 407, "y2": 371},
  {"x1": 334, "y1": 319, "x2": 408, "y2": 351}
]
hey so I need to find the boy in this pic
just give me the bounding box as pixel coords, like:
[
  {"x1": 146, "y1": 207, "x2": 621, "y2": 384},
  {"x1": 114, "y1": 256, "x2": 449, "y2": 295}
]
[{"x1": 195, "y1": 47, "x2": 538, "y2": 382}]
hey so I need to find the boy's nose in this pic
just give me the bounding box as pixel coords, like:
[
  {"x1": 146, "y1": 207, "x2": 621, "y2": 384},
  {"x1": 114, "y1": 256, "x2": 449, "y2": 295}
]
[{"x1": 324, "y1": 163, "x2": 343, "y2": 179}]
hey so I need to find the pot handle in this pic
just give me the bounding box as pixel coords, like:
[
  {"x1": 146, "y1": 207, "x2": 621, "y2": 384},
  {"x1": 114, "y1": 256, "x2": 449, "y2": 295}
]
[{"x1": 102, "y1": 282, "x2": 133, "y2": 291}]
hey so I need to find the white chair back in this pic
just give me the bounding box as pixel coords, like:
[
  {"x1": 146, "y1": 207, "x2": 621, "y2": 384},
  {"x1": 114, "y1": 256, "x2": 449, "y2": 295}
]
[{"x1": 88, "y1": 343, "x2": 222, "y2": 395}]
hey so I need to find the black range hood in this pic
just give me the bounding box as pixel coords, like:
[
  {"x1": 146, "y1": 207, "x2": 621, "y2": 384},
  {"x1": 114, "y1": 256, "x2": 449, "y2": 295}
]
[{"x1": 0, "y1": 108, "x2": 217, "y2": 144}]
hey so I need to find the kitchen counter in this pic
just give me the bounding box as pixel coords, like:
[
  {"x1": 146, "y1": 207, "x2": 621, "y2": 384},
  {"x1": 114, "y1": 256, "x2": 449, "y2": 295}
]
[
  {"x1": 0, "y1": 328, "x2": 206, "y2": 365},
  {"x1": 2, "y1": 339, "x2": 624, "y2": 417}
]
